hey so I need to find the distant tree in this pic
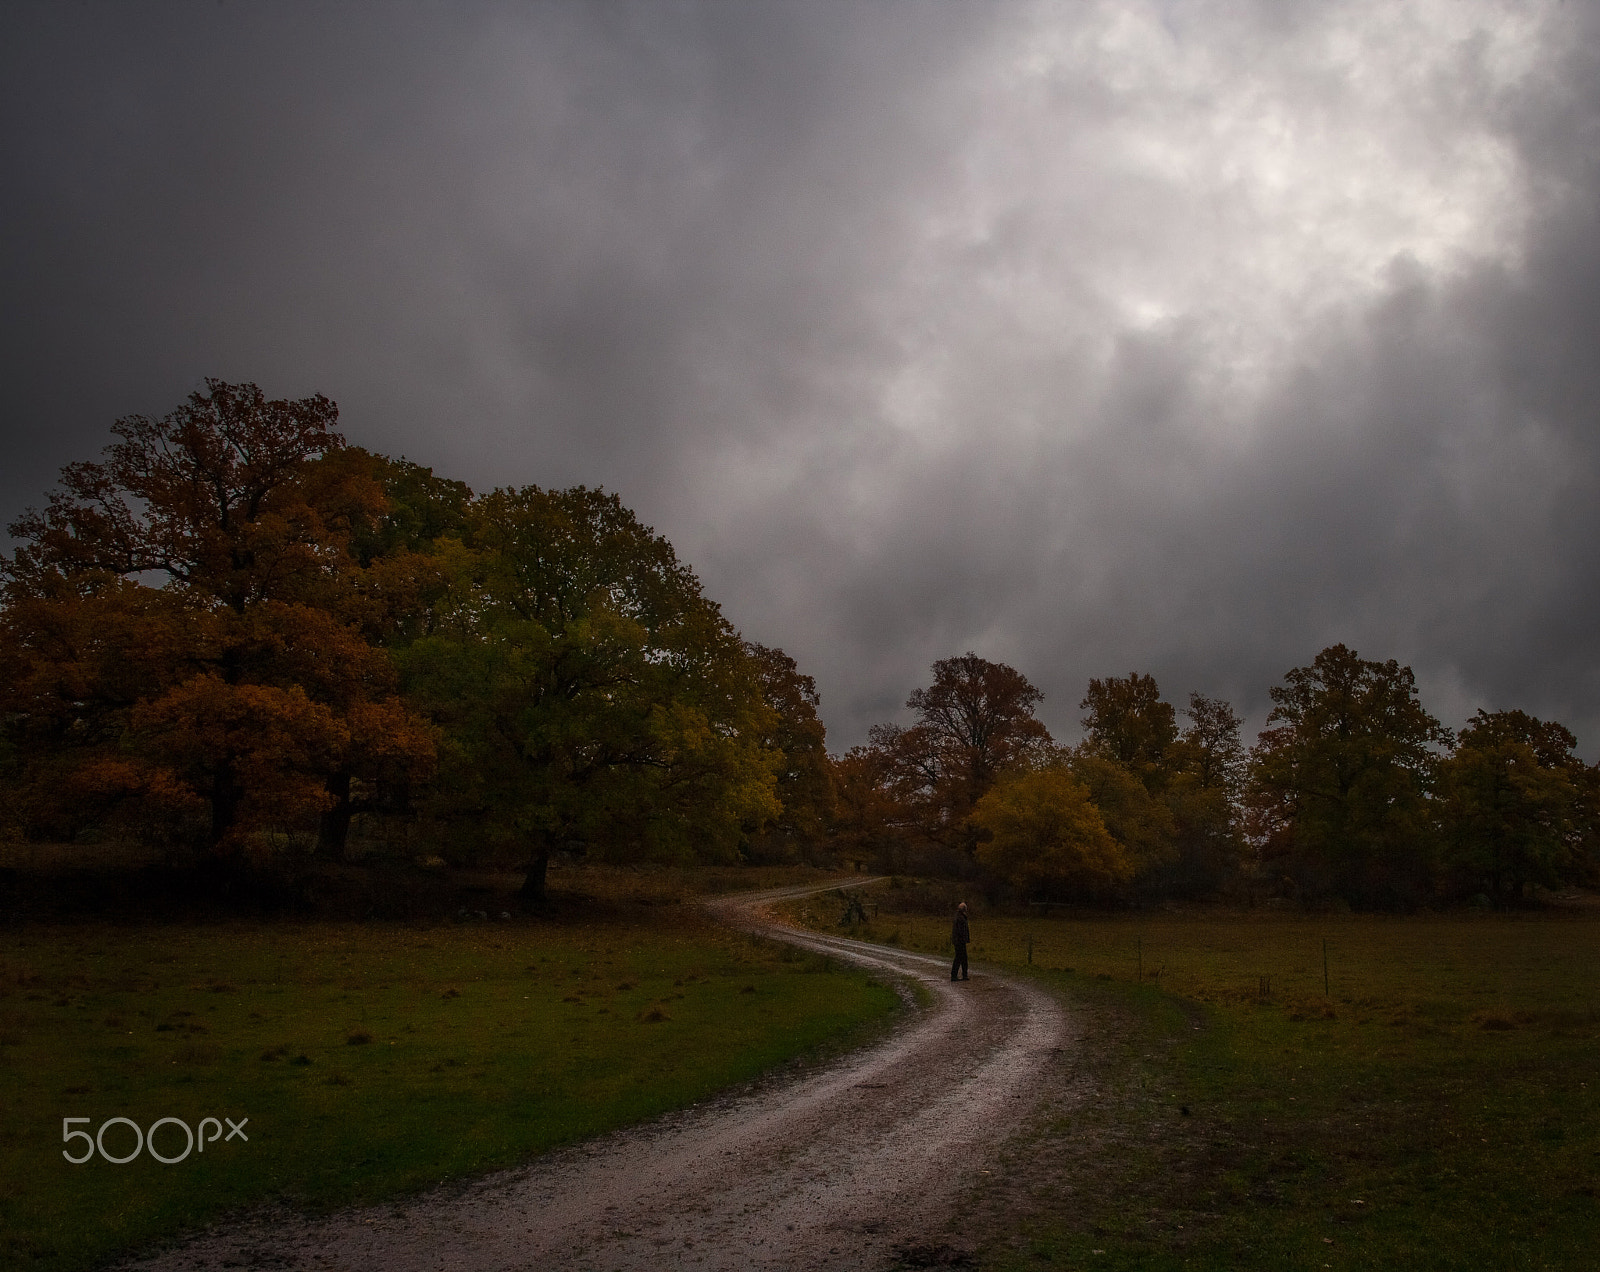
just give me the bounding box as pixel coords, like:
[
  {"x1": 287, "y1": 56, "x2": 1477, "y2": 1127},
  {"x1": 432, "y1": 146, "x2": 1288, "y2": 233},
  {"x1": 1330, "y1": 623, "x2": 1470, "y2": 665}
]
[
  {"x1": 1246, "y1": 645, "x2": 1451, "y2": 907},
  {"x1": 1068, "y1": 749, "x2": 1176, "y2": 880},
  {"x1": 1075, "y1": 676, "x2": 1250, "y2": 895},
  {"x1": 1176, "y1": 692, "x2": 1246, "y2": 796},
  {"x1": 1079, "y1": 672, "x2": 1178, "y2": 789},
  {"x1": 897, "y1": 653, "x2": 1053, "y2": 840},
  {"x1": 1437, "y1": 710, "x2": 1596, "y2": 904},
  {"x1": 861, "y1": 720, "x2": 944, "y2": 844},
  {"x1": 910, "y1": 654, "x2": 1052, "y2": 798},
  {"x1": 1158, "y1": 693, "x2": 1248, "y2": 895},
  {"x1": 829, "y1": 743, "x2": 909, "y2": 871},
  {"x1": 743, "y1": 642, "x2": 833, "y2": 862},
  {"x1": 834, "y1": 654, "x2": 1051, "y2": 864},
  {"x1": 401, "y1": 485, "x2": 779, "y2": 899},
  {"x1": 0, "y1": 381, "x2": 434, "y2": 857},
  {"x1": 972, "y1": 762, "x2": 1131, "y2": 899}
]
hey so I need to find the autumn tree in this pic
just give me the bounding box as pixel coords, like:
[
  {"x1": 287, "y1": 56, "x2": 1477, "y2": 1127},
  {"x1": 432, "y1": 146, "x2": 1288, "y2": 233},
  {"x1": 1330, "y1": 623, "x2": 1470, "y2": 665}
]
[
  {"x1": 860, "y1": 720, "x2": 944, "y2": 843},
  {"x1": 868, "y1": 653, "x2": 1053, "y2": 851},
  {"x1": 1437, "y1": 710, "x2": 1597, "y2": 904},
  {"x1": 0, "y1": 381, "x2": 434, "y2": 858},
  {"x1": 743, "y1": 642, "x2": 833, "y2": 862},
  {"x1": 1246, "y1": 644, "x2": 1451, "y2": 907},
  {"x1": 972, "y1": 762, "x2": 1131, "y2": 899},
  {"x1": 297, "y1": 451, "x2": 478, "y2": 853},
  {"x1": 829, "y1": 743, "x2": 912, "y2": 871},
  {"x1": 1073, "y1": 676, "x2": 1247, "y2": 895},
  {"x1": 349, "y1": 452, "x2": 472, "y2": 567},
  {"x1": 910, "y1": 654, "x2": 1051, "y2": 800},
  {"x1": 0, "y1": 581, "x2": 213, "y2": 846},
  {"x1": 401, "y1": 485, "x2": 780, "y2": 899},
  {"x1": 1068, "y1": 749, "x2": 1176, "y2": 880}
]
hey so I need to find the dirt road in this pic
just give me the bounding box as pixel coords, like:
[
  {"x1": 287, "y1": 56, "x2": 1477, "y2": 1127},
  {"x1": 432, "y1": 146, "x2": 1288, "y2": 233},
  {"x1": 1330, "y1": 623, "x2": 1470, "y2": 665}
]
[{"x1": 124, "y1": 882, "x2": 1068, "y2": 1271}]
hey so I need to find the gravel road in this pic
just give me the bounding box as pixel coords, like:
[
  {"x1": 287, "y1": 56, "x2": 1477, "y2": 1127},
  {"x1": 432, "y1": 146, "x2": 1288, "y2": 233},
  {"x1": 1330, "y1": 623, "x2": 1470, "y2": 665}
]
[{"x1": 123, "y1": 881, "x2": 1068, "y2": 1271}]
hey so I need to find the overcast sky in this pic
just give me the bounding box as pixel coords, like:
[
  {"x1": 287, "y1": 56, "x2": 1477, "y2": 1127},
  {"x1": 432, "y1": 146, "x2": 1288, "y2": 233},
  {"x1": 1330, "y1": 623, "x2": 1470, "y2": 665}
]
[{"x1": 4, "y1": 0, "x2": 1598, "y2": 754}]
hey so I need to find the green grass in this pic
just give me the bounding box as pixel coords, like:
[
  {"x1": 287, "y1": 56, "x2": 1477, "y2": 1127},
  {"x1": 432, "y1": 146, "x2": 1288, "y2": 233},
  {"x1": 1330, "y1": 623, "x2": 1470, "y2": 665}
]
[
  {"x1": 788, "y1": 889, "x2": 1600, "y2": 1270},
  {"x1": 0, "y1": 903, "x2": 899, "y2": 1271}
]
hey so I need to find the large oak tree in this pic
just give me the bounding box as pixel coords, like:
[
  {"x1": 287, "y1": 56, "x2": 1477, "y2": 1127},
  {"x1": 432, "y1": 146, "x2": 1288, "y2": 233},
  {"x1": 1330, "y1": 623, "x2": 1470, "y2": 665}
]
[
  {"x1": 0, "y1": 381, "x2": 434, "y2": 857},
  {"x1": 400, "y1": 485, "x2": 781, "y2": 899}
]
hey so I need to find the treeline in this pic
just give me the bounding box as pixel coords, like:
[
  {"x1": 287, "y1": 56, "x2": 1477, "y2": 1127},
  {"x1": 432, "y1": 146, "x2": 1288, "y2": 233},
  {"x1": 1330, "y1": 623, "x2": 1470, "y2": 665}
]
[
  {"x1": 840, "y1": 649, "x2": 1600, "y2": 910},
  {"x1": 5, "y1": 382, "x2": 1596, "y2": 911},
  {"x1": 0, "y1": 381, "x2": 831, "y2": 898}
]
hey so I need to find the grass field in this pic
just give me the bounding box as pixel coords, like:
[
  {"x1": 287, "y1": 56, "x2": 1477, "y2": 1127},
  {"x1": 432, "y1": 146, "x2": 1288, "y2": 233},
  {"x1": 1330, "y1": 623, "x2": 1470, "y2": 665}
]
[
  {"x1": 785, "y1": 887, "x2": 1600, "y2": 1271},
  {"x1": 0, "y1": 871, "x2": 900, "y2": 1272}
]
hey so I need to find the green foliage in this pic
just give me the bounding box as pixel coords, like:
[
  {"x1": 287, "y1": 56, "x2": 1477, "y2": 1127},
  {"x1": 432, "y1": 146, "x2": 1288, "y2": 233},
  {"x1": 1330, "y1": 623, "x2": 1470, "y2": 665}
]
[
  {"x1": 1080, "y1": 671, "x2": 1179, "y2": 784},
  {"x1": 1172, "y1": 691, "x2": 1247, "y2": 798},
  {"x1": 1069, "y1": 682, "x2": 1249, "y2": 897},
  {"x1": 348, "y1": 451, "x2": 471, "y2": 565},
  {"x1": 1437, "y1": 709, "x2": 1596, "y2": 903},
  {"x1": 1247, "y1": 644, "x2": 1453, "y2": 907},
  {"x1": 1156, "y1": 693, "x2": 1249, "y2": 896},
  {"x1": 400, "y1": 485, "x2": 781, "y2": 891}
]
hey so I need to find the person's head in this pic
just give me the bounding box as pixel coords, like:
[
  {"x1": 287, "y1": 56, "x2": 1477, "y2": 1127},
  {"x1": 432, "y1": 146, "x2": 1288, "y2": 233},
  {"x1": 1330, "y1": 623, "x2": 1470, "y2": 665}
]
[{"x1": 957, "y1": 902, "x2": 967, "y2": 912}]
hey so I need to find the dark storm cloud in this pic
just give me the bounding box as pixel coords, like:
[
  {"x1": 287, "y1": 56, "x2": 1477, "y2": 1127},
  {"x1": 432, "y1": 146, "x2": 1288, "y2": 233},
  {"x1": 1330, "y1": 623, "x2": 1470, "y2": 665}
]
[{"x1": 4, "y1": 1, "x2": 1598, "y2": 753}]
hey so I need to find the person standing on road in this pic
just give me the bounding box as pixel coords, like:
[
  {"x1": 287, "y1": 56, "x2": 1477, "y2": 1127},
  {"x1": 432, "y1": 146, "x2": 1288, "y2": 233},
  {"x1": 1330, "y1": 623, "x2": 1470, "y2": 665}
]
[{"x1": 951, "y1": 902, "x2": 970, "y2": 981}]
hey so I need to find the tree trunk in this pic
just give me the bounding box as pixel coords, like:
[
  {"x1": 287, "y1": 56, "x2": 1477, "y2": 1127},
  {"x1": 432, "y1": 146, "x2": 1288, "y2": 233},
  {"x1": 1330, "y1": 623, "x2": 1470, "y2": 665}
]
[
  {"x1": 519, "y1": 848, "x2": 551, "y2": 902},
  {"x1": 317, "y1": 769, "x2": 355, "y2": 860}
]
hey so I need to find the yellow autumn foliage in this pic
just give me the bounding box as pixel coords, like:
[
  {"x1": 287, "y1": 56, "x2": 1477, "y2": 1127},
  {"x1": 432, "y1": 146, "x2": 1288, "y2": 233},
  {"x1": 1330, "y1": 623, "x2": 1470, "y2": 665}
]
[{"x1": 972, "y1": 764, "x2": 1133, "y2": 897}]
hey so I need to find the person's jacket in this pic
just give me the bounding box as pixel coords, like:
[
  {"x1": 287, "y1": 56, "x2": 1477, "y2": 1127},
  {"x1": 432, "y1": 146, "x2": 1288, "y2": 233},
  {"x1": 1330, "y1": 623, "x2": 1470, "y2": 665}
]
[{"x1": 952, "y1": 912, "x2": 970, "y2": 946}]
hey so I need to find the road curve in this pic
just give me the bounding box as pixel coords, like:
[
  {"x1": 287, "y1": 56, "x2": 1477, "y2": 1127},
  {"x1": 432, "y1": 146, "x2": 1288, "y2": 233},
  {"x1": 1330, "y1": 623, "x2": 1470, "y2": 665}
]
[{"x1": 123, "y1": 881, "x2": 1068, "y2": 1272}]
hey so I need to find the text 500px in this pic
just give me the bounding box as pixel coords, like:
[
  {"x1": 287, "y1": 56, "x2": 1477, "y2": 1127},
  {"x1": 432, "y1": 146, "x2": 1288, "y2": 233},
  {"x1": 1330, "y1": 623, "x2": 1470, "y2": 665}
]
[{"x1": 62, "y1": 1116, "x2": 248, "y2": 1164}]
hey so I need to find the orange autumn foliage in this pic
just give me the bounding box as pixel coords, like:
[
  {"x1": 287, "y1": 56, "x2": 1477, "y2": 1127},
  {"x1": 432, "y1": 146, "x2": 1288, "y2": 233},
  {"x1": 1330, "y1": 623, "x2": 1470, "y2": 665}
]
[{"x1": 1, "y1": 381, "x2": 435, "y2": 855}]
